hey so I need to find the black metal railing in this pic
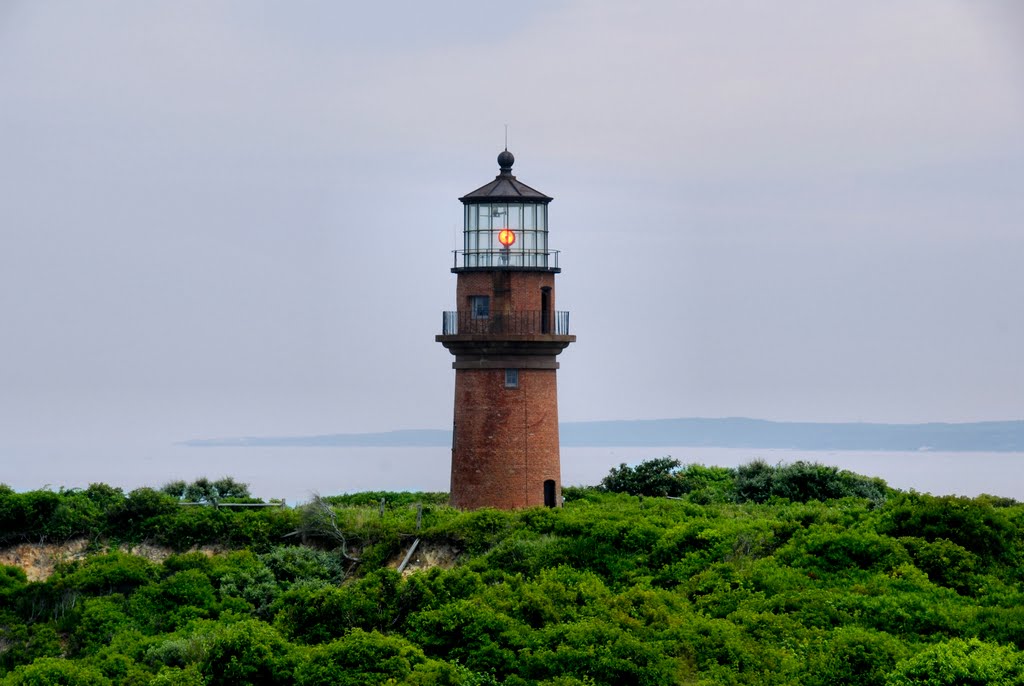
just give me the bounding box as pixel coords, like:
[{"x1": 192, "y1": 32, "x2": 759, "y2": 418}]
[
  {"x1": 453, "y1": 249, "x2": 560, "y2": 270},
  {"x1": 441, "y1": 310, "x2": 570, "y2": 336}
]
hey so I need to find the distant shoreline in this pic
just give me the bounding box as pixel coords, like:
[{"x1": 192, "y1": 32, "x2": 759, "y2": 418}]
[{"x1": 182, "y1": 417, "x2": 1024, "y2": 452}]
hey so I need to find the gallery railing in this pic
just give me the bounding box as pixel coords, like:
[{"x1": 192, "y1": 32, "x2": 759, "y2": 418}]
[
  {"x1": 441, "y1": 310, "x2": 570, "y2": 336},
  {"x1": 452, "y1": 249, "x2": 560, "y2": 270}
]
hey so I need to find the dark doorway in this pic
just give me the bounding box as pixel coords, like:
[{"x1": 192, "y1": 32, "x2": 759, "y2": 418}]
[
  {"x1": 541, "y1": 287, "x2": 551, "y2": 334},
  {"x1": 544, "y1": 480, "x2": 557, "y2": 508}
]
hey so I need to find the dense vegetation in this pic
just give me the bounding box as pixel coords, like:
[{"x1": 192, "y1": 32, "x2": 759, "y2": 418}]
[{"x1": 2, "y1": 462, "x2": 1023, "y2": 685}]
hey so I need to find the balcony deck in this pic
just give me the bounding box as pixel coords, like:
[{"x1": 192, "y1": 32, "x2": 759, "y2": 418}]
[
  {"x1": 436, "y1": 310, "x2": 574, "y2": 358},
  {"x1": 451, "y1": 249, "x2": 560, "y2": 272},
  {"x1": 440, "y1": 310, "x2": 570, "y2": 337}
]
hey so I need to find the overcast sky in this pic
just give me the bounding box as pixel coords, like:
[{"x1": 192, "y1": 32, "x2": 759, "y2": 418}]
[{"x1": 2, "y1": 1, "x2": 1022, "y2": 458}]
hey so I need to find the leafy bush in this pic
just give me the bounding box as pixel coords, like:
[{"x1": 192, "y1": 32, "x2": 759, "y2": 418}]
[
  {"x1": 879, "y1": 493, "x2": 1016, "y2": 565},
  {"x1": 130, "y1": 569, "x2": 218, "y2": 633},
  {"x1": 0, "y1": 657, "x2": 111, "y2": 685},
  {"x1": 676, "y1": 464, "x2": 736, "y2": 504},
  {"x1": 898, "y1": 536, "x2": 979, "y2": 594},
  {"x1": 218, "y1": 560, "x2": 279, "y2": 618},
  {"x1": 322, "y1": 491, "x2": 449, "y2": 508},
  {"x1": 808, "y1": 626, "x2": 908, "y2": 686},
  {"x1": 148, "y1": 666, "x2": 205, "y2": 686},
  {"x1": 0, "y1": 489, "x2": 61, "y2": 544},
  {"x1": 0, "y1": 566, "x2": 27, "y2": 598},
  {"x1": 518, "y1": 617, "x2": 677, "y2": 686},
  {"x1": 143, "y1": 622, "x2": 292, "y2": 683},
  {"x1": 161, "y1": 478, "x2": 252, "y2": 504},
  {"x1": 274, "y1": 569, "x2": 404, "y2": 643},
  {"x1": 600, "y1": 457, "x2": 686, "y2": 497},
  {"x1": 294, "y1": 628, "x2": 426, "y2": 686},
  {"x1": 406, "y1": 599, "x2": 526, "y2": 677},
  {"x1": 885, "y1": 638, "x2": 1024, "y2": 685},
  {"x1": 0, "y1": 624, "x2": 63, "y2": 673},
  {"x1": 198, "y1": 619, "x2": 295, "y2": 686},
  {"x1": 779, "y1": 526, "x2": 910, "y2": 574},
  {"x1": 735, "y1": 460, "x2": 888, "y2": 504},
  {"x1": 109, "y1": 488, "x2": 179, "y2": 532},
  {"x1": 54, "y1": 552, "x2": 158, "y2": 596},
  {"x1": 69, "y1": 596, "x2": 135, "y2": 656}
]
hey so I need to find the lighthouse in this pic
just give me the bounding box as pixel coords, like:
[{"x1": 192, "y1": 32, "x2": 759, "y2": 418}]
[{"x1": 437, "y1": 149, "x2": 575, "y2": 510}]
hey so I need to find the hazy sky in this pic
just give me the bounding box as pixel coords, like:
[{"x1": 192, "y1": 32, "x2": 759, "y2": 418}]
[{"x1": 2, "y1": 0, "x2": 1022, "y2": 457}]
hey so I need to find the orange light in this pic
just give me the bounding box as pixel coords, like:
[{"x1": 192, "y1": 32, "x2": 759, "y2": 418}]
[{"x1": 498, "y1": 228, "x2": 516, "y2": 247}]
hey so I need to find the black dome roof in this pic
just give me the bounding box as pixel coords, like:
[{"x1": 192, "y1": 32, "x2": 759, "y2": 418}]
[{"x1": 459, "y1": 150, "x2": 552, "y2": 204}]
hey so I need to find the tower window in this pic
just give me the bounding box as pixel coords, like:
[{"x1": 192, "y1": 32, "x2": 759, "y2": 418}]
[
  {"x1": 470, "y1": 295, "x2": 490, "y2": 319},
  {"x1": 504, "y1": 368, "x2": 519, "y2": 388}
]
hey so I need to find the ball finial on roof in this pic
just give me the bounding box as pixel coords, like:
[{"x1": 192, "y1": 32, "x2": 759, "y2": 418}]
[{"x1": 497, "y1": 149, "x2": 515, "y2": 174}]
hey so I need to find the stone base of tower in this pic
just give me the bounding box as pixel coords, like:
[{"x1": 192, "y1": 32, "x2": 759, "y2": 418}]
[{"x1": 449, "y1": 367, "x2": 562, "y2": 510}]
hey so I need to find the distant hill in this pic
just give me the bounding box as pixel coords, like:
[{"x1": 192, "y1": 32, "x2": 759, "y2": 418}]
[{"x1": 183, "y1": 417, "x2": 1024, "y2": 452}]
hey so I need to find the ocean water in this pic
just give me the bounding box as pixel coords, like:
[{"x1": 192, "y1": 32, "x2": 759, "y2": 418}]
[{"x1": 3, "y1": 441, "x2": 1023, "y2": 504}]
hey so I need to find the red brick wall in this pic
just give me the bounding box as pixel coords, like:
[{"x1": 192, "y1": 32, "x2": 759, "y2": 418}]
[
  {"x1": 449, "y1": 366, "x2": 562, "y2": 509},
  {"x1": 456, "y1": 272, "x2": 556, "y2": 315}
]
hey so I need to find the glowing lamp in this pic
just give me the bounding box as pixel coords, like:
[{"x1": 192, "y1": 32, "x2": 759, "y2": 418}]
[{"x1": 498, "y1": 228, "x2": 516, "y2": 247}]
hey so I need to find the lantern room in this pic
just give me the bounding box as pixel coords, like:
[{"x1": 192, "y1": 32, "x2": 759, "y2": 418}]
[{"x1": 454, "y1": 149, "x2": 558, "y2": 272}]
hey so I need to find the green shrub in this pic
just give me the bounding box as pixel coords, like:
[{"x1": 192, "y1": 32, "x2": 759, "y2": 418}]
[
  {"x1": 0, "y1": 623, "x2": 63, "y2": 672},
  {"x1": 446, "y1": 508, "x2": 517, "y2": 554},
  {"x1": 322, "y1": 491, "x2": 449, "y2": 508},
  {"x1": 218, "y1": 560, "x2": 279, "y2": 618},
  {"x1": 969, "y1": 604, "x2": 1024, "y2": 650},
  {"x1": 519, "y1": 617, "x2": 676, "y2": 686},
  {"x1": 148, "y1": 666, "x2": 206, "y2": 686},
  {"x1": 86, "y1": 648, "x2": 152, "y2": 686},
  {"x1": 161, "y1": 478, "x2": 252, "y2": 504},
  {"x1": 677, "y1": 464, "x2": 736, "y2": 504},
  {"x1": 666, "y1": 612, "x2": 802, "y2": 684},
  {"x1": 149, "y1": 622, "x2": 296, "y2": 686},
  {"x1": 130, "y1": 570, "x2": 218, "y2": 632},
  {"x1": 406, "y1": 599, "x2": 527, "y2": 677},
  {"x1": 735, "y1": 460, "x2": 888, "y2": 504},
  {"x1": 274, "y1": 569, "x2": 403, "y2": 643},
  {"x1": 600, "y1": 457, "x2": 685, "y2": 497},
  {"x1": 807, "y1": 626, "x2": 908, "y2": 686},
  {"x1": 885, "y1": 638, "x2": 1024, "y2": 685},
  {"x1": 69, "y1": 596, "x2": 135, "y2": 656},
  {"x1": 295, "y1": 628, "x2": 426, "y2": 686},
  {"x1": 55, "y1": 552, "x2": 158, "y2": 596},
  {"x1": 0, "y1": 490, "x2": 61, "y2": 544},
  {"x1": 109, "y1": 488, "x2": 179, "y2": 533},
  {"x1": 560, "y1": 485, "x2": 602, "y2": 502},
  {"x1": 880, "y1": 493, "x2": 1016, "y2": 565},
  {"x1": 0, "y1": 565, "x2": 27, "y2": 598},
  {"x1": 198, "y1": 619, "x2": 295, "y2": 686},
  {"x1": 44, "y1": 491, "x2": 106, "y2": 541},
  {"x1": 779, "y1": 526, "x2": 910, "y2": 573},
  {"x1": 899, "y1": 536, "x2": 979, "y2": 594},
  {"x1": 0, "y1": 657, "x2": 111, "y2": 686}
]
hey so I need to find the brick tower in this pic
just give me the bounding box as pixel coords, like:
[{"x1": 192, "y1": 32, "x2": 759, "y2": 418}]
[{"x1": 437, "y1": 150, "x2": 575, "y2": 510}]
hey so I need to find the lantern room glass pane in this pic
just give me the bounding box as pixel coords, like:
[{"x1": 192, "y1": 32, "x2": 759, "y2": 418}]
[
  {"x1": 524, "y1": 229, "x2": 536, "y2": 250},
  {"x1": 507, "y1": 204, "x2": 522, "y2": 230},
  {"x1": 490, "y1": 204, "x2": 505, "y2": 229}
]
